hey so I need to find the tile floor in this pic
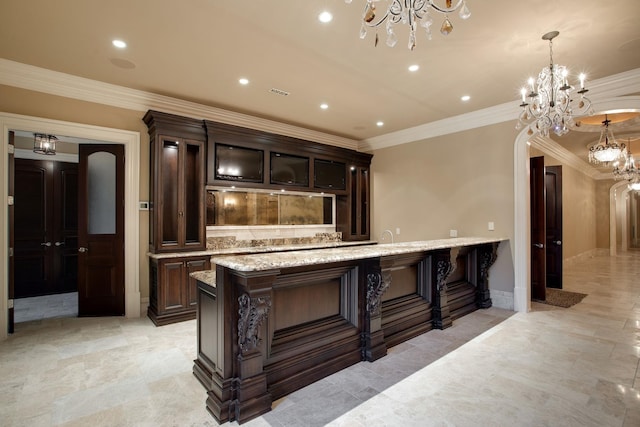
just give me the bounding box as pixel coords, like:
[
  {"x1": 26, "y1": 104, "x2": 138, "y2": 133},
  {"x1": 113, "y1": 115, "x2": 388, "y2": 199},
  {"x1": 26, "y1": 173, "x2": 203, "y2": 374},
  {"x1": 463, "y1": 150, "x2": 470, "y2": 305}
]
[
  {"x1": 13, "y1": 292, "x2": 78, "y2": 323},
  {"x1": 1, "y1": 252, "x2": 639, "y2": 426}
]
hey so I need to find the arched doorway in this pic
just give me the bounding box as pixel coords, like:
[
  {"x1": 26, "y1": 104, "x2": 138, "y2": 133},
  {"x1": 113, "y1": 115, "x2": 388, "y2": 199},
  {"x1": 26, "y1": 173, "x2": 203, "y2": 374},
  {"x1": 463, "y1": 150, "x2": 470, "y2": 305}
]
[{"x1": 513, "y1": 96, "x2": 640, "y2": 313}]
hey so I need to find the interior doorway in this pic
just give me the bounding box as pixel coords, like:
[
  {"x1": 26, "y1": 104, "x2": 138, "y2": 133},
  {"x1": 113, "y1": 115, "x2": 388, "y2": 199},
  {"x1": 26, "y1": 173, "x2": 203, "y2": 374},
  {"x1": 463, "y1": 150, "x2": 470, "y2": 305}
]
[
  {"x1": 11, "y1": 137, "x2": 127, "y2": 322},
  {"x1": 1, "y1": 112, "x2": 141, "y2": 339}
]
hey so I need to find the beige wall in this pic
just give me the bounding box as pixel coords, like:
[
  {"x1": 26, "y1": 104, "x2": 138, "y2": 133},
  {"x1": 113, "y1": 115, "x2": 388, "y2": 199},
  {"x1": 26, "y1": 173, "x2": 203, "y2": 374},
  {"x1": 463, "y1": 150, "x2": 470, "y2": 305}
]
[
  {"x1": 596, "y1": 179, "x2": 615, "y2": 249},
  {"x1": 370, "y1": 121, "x2": 518, "y2": 292},
  {"x1": 0, "y1": 84, "x2": 151, "y2": 299}
]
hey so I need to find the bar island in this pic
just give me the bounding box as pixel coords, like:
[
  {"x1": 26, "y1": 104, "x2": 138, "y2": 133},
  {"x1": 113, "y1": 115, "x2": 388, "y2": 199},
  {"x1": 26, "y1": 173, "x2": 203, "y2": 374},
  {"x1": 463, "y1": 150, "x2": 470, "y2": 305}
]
[{"x1": 192, "y1": 237, "x2": 505, "y2": 424}]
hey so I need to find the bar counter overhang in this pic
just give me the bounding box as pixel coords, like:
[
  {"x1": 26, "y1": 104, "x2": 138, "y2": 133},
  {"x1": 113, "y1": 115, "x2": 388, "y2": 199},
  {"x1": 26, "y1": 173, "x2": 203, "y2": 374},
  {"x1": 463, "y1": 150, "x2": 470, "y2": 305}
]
[{"x1": 192, "y1": 237, "x2": 506, "y2": 424}]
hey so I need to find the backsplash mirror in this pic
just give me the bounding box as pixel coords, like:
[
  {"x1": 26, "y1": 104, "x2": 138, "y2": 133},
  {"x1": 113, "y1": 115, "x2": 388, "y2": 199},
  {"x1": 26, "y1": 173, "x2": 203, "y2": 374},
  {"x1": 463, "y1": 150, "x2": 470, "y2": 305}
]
[{"x1": 206, "y1": 187, "x2": 334, "y2": 227}]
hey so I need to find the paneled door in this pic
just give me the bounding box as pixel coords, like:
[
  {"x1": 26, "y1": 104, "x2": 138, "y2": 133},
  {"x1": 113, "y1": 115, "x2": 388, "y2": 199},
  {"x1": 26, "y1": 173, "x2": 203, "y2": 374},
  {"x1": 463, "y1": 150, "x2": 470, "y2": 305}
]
[
  {"x1": 530, "y1": 156, "x2": 546, "y2": 301},
  {"x1": 77, "y1": 144, "x2": 125, "y2": 316},
  {"x1": 545, "y1": 166, "x2": 563, "y2": 288},
  {"x1": 14, "y1": 159, "x2": 78, "y2": 298}
]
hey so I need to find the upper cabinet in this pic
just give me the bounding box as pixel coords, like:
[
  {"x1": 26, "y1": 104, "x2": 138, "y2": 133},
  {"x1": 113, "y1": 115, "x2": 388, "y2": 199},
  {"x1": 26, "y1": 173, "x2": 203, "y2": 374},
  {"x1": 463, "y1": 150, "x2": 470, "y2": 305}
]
[
  {"x1": 144, "y1": 111, "x2": 206, "y2": 253},
  {"x1": 144, "y1": 112, "x2": 372, "y2": 244}
]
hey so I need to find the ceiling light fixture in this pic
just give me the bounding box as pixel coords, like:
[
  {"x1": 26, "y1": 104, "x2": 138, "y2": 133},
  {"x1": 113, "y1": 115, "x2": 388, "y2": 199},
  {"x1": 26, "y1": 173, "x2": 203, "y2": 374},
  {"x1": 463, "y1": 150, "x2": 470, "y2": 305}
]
[
  {"x1": 239, "y1": 78, "x2": 249, "y2": 85},
  {"x1": 613, "y1": 138, "x2": 638, "y2": 185},
  {"x1": 320, "y1": 103, "x2": 329, "y2": 110},
  {"x1": 408, "y1": 64, "x2": 419, "y2": 72},
  {"x1": 345, "y1": 0, "x2": 471, "y2": 50},
  {"x1": 112, "y1": 39, "x2": 127, "y2": 49},
  {"x1": 376, "y1": 121, "x2": 384, "y2": 127},
  {"x1": 516, "y1": 31, "x2": 592, "y2": 138},
  {"x1": 589, "y1": 115, "x2": 626, "y2": 165},
  {"x1": 33, "y1": 133, "x2": 57, "y2": 155},
  {"x1": 319, "y1": 11, "x2": 333, "y2": 23},
  {"x1": 461, "y1": 95, "x2": 470, "y2": 101}
]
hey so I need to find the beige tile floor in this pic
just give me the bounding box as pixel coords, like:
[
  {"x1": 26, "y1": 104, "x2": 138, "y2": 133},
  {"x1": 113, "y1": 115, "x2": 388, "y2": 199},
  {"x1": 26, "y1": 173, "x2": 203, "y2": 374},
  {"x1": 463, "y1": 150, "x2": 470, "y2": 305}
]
[{"x1": 1, "y1": 251, "x2": 639, "y2": 426}]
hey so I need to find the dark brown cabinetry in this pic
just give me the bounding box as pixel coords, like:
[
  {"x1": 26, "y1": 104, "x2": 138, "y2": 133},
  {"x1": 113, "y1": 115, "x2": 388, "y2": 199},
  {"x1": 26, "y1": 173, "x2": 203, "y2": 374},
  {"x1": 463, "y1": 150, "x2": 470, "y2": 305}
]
[
  {"x1": 148, "y1": 255, "x2": 210, "y2": 326},
  {"x1": 348, "y1": 165, "x2": 370, "y2": 240},
  {"x1": 144, "y1": 110, "x2": 207, "y2": 326},
  {"x1": 144, "y1": 111, "x2": 206, "y2": 253}
]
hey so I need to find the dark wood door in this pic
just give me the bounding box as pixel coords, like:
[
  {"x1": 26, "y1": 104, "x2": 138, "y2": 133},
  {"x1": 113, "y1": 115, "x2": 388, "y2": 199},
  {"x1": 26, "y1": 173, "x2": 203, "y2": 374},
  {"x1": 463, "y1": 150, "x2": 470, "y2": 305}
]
[
  {"x1": 545, "y1": 166, "x2": 563, "y2": 288},
  {"x1": 530, "y1": 156, "x2": 546, "y2": 301},
  {"x1": 8, "y1": 131, "x2": 15, "y2": 333},
  {"x1": 14, "y1": 159, "x2": 77, "y2": 298},
  {"x1": 78, "y1": 144, "x2": 125, "y2": 316}
]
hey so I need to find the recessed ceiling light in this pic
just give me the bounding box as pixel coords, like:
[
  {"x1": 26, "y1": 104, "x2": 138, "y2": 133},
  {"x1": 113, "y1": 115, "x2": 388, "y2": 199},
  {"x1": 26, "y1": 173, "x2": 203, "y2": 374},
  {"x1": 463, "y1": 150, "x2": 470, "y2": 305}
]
[
  {"x1": 112, "y1": 39, "x2": 127, "y2": 49},
  {"x1": 408, "y1": 64, "x2": 419, "y2": 72},
  {"x1": 239, "y1": 78, "x2": 249, "y2": 85},
  {"x1": 320, "y1": 103, "x2": 329, "y2": 110},
  {"x1": 318, "y1": 11, "x2": 333, "y2": 23},
  {"x1": 376, "y1": 121, "x2": 384, "y2": 127},
  {"x1": 461, "y1": 95, "x2": 471, "y2": 102}
]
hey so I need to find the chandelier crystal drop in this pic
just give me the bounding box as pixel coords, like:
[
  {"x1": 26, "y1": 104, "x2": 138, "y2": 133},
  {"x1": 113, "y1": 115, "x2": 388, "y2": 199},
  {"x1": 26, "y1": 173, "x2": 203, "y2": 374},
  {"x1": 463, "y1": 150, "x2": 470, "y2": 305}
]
[
  {"x1": 589, "y1": 115, "x2": 626, "y2": 165},
  {"x1": 516, "y1": 31, "x2": 593, "y2": 138},
  {"x1": 612, "y1": 139, "x2": 638, "y2": 185},
  {"x1": 346, "y1": 0, "x2": 471, "y2": 50}
]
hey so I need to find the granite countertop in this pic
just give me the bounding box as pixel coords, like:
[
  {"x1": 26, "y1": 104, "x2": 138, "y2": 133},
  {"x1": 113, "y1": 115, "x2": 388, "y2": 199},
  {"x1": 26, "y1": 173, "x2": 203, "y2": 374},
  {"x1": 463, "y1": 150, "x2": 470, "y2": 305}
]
[
  {"x1": 148, "y1": 239, "x2": 376, "y2": 259},
  {"x1": 211, "y1": 237, "x2": 506, "y2": 272},
  {"x1": 190, "y1": 270, "x2": 217, "y2": 287}
]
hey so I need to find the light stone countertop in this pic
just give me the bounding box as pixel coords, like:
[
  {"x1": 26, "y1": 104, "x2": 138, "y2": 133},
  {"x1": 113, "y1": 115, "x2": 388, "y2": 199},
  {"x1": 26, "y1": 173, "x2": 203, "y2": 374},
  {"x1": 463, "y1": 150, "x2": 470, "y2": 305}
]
[
  {"x1": 211, "y1": 237, "x2": 506, "y2": 272},
  {"x1": 190, "y1": 270, "x2": 217, "y2": 287},
  {"x1": 148, "y1": 239, "x2": 376, "y2": 259}
]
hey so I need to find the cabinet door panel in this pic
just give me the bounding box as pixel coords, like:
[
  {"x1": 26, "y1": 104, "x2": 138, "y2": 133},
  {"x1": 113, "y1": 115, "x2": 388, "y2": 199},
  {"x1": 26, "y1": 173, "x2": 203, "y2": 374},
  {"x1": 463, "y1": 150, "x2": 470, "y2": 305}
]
[
  {"x1": 186, "y1": 258, "x2": 209, "y2": 308},
  {"x1": 161, "y1": 261, "x2": 185, "y2": 311},
  {"x1": 184, "y1": 141, "x2": 203, "y2": 246},
  {"x1": 161, "y1": 139, "x2": 180, "y2": 246}
]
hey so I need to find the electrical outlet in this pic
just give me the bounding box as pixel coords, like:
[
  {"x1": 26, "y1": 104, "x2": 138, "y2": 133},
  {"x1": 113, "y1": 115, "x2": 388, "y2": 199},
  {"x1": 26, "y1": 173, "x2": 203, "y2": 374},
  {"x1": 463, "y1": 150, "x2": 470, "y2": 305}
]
[
  {"x1": 449, "y1": 229, "x2": 458, "y2": 238},
  {"x1": 488, "y1": 221, "x2": 495, "y2": 231},
  {"x1": 396, "y1": 227, "x2": 400, "y2": 235}
]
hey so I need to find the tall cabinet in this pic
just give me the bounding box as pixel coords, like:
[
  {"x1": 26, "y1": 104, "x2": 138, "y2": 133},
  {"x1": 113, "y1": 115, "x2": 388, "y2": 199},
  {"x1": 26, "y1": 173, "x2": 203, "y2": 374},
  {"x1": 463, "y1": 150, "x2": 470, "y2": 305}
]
[{"x1": 144, "y1": 111, "x2": 209, "y2": 325}]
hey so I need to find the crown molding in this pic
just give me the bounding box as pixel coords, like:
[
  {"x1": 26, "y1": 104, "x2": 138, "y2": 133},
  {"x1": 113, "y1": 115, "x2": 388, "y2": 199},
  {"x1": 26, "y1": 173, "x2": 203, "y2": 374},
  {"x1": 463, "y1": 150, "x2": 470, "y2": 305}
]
[
  {"x1": 0, "y1": 59, "x2": 359, "y2": 151},
  {"x1": 359, "y1": 68, "x2": 640, "y2": 152},
  {"x1": 529, "y1": 135, "x2": 600, "y2": 179},
  {"x1": 2, "y1": 58, "x2": 639, "y2": 154}
]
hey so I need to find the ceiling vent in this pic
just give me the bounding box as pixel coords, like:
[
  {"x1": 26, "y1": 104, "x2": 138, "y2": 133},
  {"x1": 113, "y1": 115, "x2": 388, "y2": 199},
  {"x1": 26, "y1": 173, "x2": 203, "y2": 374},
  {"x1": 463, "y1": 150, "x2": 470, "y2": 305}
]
[{"x1": 269, "y1": 88, "x2": 290, "y2": 97}]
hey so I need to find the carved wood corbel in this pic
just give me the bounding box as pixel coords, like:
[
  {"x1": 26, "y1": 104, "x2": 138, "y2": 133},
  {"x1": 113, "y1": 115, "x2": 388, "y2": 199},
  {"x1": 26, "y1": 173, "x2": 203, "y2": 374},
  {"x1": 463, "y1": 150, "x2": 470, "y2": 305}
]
[{"x1": 237, "y1": 293, "x2": 271, "y2": 354}]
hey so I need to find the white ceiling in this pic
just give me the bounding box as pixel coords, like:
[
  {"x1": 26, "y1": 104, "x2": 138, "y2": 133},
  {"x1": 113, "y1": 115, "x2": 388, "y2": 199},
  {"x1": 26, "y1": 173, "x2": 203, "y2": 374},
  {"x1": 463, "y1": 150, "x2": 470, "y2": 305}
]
[{"x1": 1, "y1": 0, "x2": 640, "y2": 169}]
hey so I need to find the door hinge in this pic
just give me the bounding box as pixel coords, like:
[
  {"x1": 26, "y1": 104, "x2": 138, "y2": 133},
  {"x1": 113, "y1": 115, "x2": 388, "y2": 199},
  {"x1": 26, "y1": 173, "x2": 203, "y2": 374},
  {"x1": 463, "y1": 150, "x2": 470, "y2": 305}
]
[
  {"x1": 7, "y1": 145, "x2": 15, "y2": 154},
  {"x1": 8, "y1": 247, "x2": 13, "y2": 257},
  {"x1": 8, "y1": 299, "x2": 14, "y2": 309},
  {"x1": 7, "y1": 196, "x2": 14, "y2": 206}
]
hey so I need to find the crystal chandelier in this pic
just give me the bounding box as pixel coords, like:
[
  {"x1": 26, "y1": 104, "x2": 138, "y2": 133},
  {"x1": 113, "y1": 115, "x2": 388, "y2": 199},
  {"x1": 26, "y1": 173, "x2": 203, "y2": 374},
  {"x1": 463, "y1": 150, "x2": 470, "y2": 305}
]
[
  {"x1": 589, "y1": 115, "x2": 626, "y2": 165},
  {"x1": 345, "y1": 0, "x2": 471, "y2": 50},
  {"x1": 33, "y1": 133, "x2": 57, "y2": 155},
  {"x1": 613, "y1": 138, "x2": 638, "y2": 185},
  {"x1": 516, "y1": 31, "x2": 592, "y2": 138}
]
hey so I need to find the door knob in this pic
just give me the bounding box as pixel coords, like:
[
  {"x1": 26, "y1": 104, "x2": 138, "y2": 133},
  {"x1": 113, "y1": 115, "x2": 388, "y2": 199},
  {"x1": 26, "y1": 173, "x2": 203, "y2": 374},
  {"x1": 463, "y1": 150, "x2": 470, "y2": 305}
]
[
  {"x1": 553, "y1": 240, "x2": 562, "y2": 246},
  {"x1": 78, "y1": 247, "x2": 88, "y2": 253},
  {"x1": 533, "y1": 243, "x2": 544, "y2": 249},
  {"x1": 55, "y1": 241, "x2": 65, "y2": 247},
  {"x1": 40, "y1": 242, "x2": 52, "y2": 247}
]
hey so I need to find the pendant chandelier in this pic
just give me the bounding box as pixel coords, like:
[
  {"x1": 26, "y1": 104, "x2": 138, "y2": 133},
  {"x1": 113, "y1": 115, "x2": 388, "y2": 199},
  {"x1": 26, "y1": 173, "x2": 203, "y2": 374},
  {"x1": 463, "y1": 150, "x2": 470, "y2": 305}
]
[
  {"x1": 516, "y1": 31, "x2": 592, "y2": 138},
  {"x1": 613, "y1": 138, "x2": 639, "y2": 187},
  {"x1": 588, "y1": 115, "x2": 626, "y2": 165},
  {"x1": 33, "y1": 133, "x2": 57, "y2": 155},
  {"x1": 345, "y1": 0, "x2": 471, "y2": 50}
]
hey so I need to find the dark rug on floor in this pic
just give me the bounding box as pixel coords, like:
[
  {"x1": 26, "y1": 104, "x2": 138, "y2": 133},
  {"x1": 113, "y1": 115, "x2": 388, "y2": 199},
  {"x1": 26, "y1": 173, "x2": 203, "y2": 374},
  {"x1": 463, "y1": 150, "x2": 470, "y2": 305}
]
[{"x1": 535, "y1": 288, "x2": 587, "y2": 308}]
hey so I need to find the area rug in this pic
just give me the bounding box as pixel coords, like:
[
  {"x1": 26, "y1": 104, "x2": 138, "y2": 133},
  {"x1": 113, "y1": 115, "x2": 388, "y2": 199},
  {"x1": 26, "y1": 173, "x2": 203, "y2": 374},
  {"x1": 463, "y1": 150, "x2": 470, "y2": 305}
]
[{"x1": 535, "y1": 288, "x2": 587, "y2": 308}]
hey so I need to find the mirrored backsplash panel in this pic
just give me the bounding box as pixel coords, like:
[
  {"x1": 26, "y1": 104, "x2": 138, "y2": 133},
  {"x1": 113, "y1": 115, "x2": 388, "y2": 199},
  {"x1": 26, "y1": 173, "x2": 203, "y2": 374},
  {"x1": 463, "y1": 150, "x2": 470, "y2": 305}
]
[{"x1": 206, "y1": 187, "x2": 335, "y2": 227}]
